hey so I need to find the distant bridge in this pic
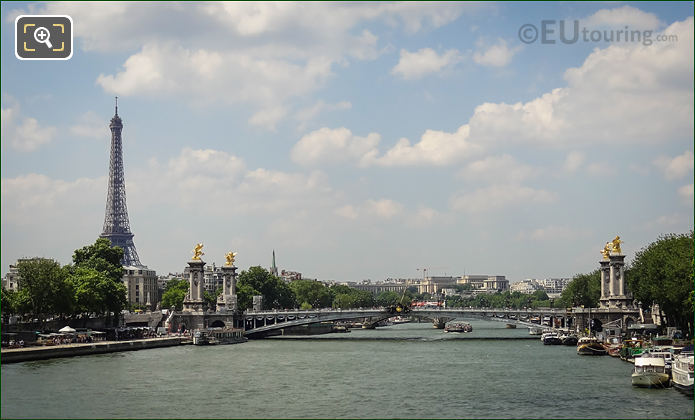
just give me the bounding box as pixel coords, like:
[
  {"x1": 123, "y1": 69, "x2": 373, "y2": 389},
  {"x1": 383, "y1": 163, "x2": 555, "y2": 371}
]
[{"x1": 241, "y1": 306, "x2": 637, "y2": 337}]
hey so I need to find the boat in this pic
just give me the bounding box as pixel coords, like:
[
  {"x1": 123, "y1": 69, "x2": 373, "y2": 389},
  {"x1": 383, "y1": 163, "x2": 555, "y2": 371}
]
[
  {"x1": 541, "y1": 331, "x2": 563, "y2": 345},
  {"x1": 193, "y1": 330, "x2": 217, "y2": 345},
  {"x1": 206, "y1": 327, "x2": 246, "y2": 345},
  {"x1": 560, "y1": 333, "x2": 578, "y2": 346},
  {"x1": 528, "y1": 326, "x2": 543, "y2": 336},
  {"x1": 631, "y1": 356, "x2": 670, "y2": 388},
  {"x1": 620, "y1": 338, "x2": 647, "y2": 362},
  {"x1": 672, "y1": 350, "x2": 694, "y2": 397},
  {"x1": 444, "y1": 321, "x2": 472, "y2": 333},
  {"x1": 390, "y1": 316, "x2": 412, "y2": 325},
  {"x1": 640, "y1": 350, "x2": 674, "y2": 374},
  {"x1": 505, "y1": 323, "x2": 517, "y2": 329},
  {"x1": 577, "y1": 337, "x2": 607, "y2": 356}
]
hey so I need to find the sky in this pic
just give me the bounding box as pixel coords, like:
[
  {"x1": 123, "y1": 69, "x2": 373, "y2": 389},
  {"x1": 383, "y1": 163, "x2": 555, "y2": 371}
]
[{"x1": 1, "y1": 2, "x2": 693, "y2": 283}]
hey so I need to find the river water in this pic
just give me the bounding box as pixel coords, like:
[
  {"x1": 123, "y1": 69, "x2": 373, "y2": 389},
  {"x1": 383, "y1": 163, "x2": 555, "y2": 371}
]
[{"x1": 2, "y1": 320, "x2": 693, "y2": 419}]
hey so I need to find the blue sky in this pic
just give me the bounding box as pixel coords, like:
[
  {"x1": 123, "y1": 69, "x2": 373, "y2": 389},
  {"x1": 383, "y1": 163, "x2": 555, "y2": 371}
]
[{"x1": 2, "y1": 2, "x2": 693, "y2": 282}]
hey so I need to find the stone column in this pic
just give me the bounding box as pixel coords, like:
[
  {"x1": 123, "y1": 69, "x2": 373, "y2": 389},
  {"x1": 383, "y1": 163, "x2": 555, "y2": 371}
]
[
  {"x1": 609, "y1": 254, "x2": 626, "y2": 297},
  {"x1": 599, "y1": 260, "x2": 610, "y2": 308},
  {"x1": 217, "y1": 265, "x2": 238, "y2": 312},
  {"x1": 183, "y1": 259, "x2": 205, "y2": 312}
]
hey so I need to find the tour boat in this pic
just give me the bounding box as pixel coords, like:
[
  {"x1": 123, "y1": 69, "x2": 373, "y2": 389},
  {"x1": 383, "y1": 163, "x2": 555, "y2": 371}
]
[
  {"x1": 207, "y1": 327, "x2": 247, "y2": 345},
  {"x1": 631, "y1": 356, "x2": 670, "y2": 388},
  {"x1": 541, "y1": 331, "x2": 563, "y2": 345},
  {"x1": 672, "y1": 351, "x2": 694, "y2": 397},
  {"x1": 193, "y1": 330, "x2": 216, "y2": 345},
  {"x1": 559, "y1": 333, "x2": 578, "y2": 346},
  {"x1": 444, "y1": 321, "x2": 472, "y2": 333},
  {"x1": 577, "y1": 337, "x2": 607, "y2": 356}
]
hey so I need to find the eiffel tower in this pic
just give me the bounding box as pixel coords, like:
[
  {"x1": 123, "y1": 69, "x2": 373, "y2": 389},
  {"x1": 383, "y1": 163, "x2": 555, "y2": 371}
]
[{"x1": 100, "y1": 98, "x2": 142, "y2": 267}]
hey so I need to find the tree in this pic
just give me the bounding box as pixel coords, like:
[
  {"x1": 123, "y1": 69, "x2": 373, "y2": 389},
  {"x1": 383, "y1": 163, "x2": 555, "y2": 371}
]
[
  {"x1": 558, "y1": 270, "x2": 600, "y2": 308},
  {"x1": 290, "y1": 279, "x2": 332, "y2": 309},
  {"x1": 69, "y1": 266, "x2": 126, "y2": 316},
  {"x1": 237, "y1": 266, "x2": 296, "y2": 309},
  {"x1": 72, "y1": 238, "x2": 124, "y2": 282},
  {"x1": 375, "y1": 291, "x2": 402, "y2": 307},
  {"x1": 68, "y1": 238, "x2": 128, "y2": 317},
  {"x1": 628, "y1": 231, "x2": 694, "y2": 336},
  {"x1": 329, "y1": 285, "x2": 374, "y2": 309},
  {"x1": 161, "y1": 278, "x2": 189, "y2": 311},
  {"x1": 203, "y1": 287, "x2": 223, "y2": 310},
  {"x1": 236, "y1": 283, "x2": 260, "y2": 310},
  {"x1": 16, "y1": 258, "x2": 70, "y2": 324}
]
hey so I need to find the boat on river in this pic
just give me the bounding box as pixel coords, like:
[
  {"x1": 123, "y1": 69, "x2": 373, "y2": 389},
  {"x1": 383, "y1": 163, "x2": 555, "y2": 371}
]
[
  {"x1": 631, "y1": 356, "x2": 669, "y2": 388},
  {"x1": 672, "y1": 349, "x2": 694, "y2": 397},
  {"x1": 444, "y1": 321, "x2": 472, "y2": 333},
  {"x1": 193, "y1": 330, "x2": 216, "y2": 345},
  {"x1": 541, "y1": 331, "x2": 562, "y2": 345},
  {"x1": 577, "y1": 337, "x2": 607, "y2": 356},
  {"x1": 560, "y1": 333, "x2": 578, "y2": 346},
  {"x1": 194, "y1": 327, "x2": 246, "y2": 345}
]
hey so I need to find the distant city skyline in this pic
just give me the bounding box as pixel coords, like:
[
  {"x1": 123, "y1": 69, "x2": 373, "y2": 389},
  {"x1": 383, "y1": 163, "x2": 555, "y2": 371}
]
[{"x1": 2, "y1": 2, "x2": 693, "y2": 282}]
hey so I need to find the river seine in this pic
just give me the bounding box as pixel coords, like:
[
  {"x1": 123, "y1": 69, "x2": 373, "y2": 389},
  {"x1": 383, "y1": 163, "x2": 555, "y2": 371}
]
[{"x1": 2, "y1": 320, "x2": 693, "y2": 419}]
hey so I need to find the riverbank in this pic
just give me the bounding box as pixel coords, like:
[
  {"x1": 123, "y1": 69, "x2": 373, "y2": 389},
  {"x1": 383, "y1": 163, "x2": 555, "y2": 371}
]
[{"x1": 0, "y1": 337, "x2": 187, "y2": 364}]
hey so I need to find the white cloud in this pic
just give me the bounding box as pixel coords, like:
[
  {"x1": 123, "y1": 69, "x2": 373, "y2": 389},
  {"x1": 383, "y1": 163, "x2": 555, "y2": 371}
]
[
  {"x1": 473, "y1": 39, "x2": 521, "y2": 67},
  {"x1": 1, "y1": 173, "x2": 104, "y2": 225},
  {"x1": 450, "y1": 184, "x2": 555, "y2": 213},
  {"x1": 24, "y1": 2, "x2": 472, "y2": 130},
  {"x1": 364, "y1": 199, "x2": 404, "y2": 219},
  {"x1": 134, "y1": 148, "x2": 335, "y2": 217},
  {"x1": 467, "y1": 18, "x2": 693, "y2": 148},
  {"x1": 291, "y1": 127, "x2": 380, "y2": 167},
  {"x1": 654, "y1": 151, "x2": 694, "y2": 180},
  {"x1": 334, "y1": 205, "x2": 358, "y2": 220},
  {"x1": 1, "y1": 98, "x2": 56, "y2": 152},
  {"x1": 391, "y1": 48, "x2": 462, "y2": 79},
  {"x1": 583, "y1": 5, "x2": 663, "y2": 31},
  {"x1": 70, "y1": 111, "x2": 108, "y2": 139},
  {"x1": 249, "y1": 106, "x2": 288, "y2": 131},
  {"x1": 459, "y1": 155, "x2": 540, "y2": 184},
  {"x1": 564, "y1": 151, "x2": 585, "y2": 172},
  {"x1": 375, "y1": 125, "x2": 481, "y2": 166},
  {"x1": 678, "y1": 184, "x2": 693, "y2": 205},
  {"x1": 96, "y1": 43, "x2": 334, "y2": 109}
]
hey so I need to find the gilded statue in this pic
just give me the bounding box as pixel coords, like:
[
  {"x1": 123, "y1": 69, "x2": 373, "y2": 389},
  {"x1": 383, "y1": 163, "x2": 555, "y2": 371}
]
[
  {"x1": 611, "y1": 236, "x2": 623, "y2": 255},
  {"x1": 192, "y1": 243, "x2": 204, "y2": 260},
  {"x1": 225, "y1": 251, "x2": 237, "y2": 266},
  {"x1": 600, "y1": 242, "x2": 612, "y2": 260}
]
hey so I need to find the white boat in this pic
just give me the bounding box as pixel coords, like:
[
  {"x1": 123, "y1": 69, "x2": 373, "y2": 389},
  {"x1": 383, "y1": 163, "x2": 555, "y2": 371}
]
[
  {"x1": 672, "y1": 352, "x2": 694, "y2": 397},
  {"x1": 640, "y1": 350, "x2": 674, "y2": 374},
  {"x1": 444, "y1": 321, "x2": 472, "y2": 333},
  {"x1": 631, "y1": 356, "x2": 670, "y2": 388},
  {"x1": 528, "y1": 326, "x2": 543, "y2": 335},
  {"x1": 541, "y1": 331, "x2": 562, "y2": 345}
]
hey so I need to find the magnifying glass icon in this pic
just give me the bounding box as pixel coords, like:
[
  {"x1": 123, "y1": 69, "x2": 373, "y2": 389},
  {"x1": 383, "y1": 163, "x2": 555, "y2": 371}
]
[{"x1": 33, "y1": 27, "x2": 53, "y2": 49}]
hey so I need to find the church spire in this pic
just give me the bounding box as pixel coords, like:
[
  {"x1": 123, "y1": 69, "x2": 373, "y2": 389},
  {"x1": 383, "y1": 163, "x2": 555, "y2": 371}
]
[{"x1": 270, "y1": 250, "x2": 278, "y2": 276}]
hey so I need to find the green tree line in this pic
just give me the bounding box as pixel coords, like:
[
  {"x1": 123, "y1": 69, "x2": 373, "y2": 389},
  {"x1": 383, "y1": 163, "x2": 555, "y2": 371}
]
[{"x1": 1, "y1": 238, "x2": 127, "y2": 326}]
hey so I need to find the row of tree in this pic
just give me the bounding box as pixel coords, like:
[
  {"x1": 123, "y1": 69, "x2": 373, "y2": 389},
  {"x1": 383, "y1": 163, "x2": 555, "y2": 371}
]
[{"x1": 1, "y1": 238, "x2": 127, "y2": 326}]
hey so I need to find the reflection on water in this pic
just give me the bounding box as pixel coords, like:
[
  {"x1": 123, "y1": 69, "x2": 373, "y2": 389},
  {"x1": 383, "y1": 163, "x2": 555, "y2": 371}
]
[{"x1": 2, "y1": 321, "x2": 693, "y2": 419}]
